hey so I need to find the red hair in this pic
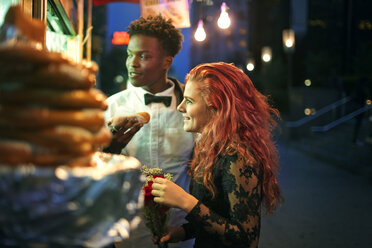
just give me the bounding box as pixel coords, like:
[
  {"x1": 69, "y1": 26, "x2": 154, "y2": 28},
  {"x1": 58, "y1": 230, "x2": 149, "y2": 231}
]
[{"x1": 186, "y1": 62, "x2": 282, "y2": 215}]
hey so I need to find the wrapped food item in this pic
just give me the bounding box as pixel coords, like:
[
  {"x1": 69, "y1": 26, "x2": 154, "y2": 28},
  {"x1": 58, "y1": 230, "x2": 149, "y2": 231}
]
[{"x1": 0, "y1": 152, "x2": 144, "y2": 247}]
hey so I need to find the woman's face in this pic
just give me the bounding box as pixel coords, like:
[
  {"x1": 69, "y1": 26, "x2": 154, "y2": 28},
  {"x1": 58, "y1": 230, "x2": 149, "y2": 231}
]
[{"x1": 177, "y1": 80, "x2": 213, "y2": 133}]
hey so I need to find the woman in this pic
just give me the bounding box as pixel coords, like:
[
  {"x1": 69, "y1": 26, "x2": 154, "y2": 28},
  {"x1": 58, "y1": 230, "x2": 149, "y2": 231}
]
[{"x1": 151, "y1": 62, "x2": 282, "y2": 248}]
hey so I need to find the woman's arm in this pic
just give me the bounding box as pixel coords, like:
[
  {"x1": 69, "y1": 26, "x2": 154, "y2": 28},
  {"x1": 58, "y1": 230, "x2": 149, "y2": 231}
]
[
  {"x1": 185, "y1": 155, "x2": 262, "y2": 247},
  {"x1": 152, "y1": 154, "x2": 261, "y2": 247}
]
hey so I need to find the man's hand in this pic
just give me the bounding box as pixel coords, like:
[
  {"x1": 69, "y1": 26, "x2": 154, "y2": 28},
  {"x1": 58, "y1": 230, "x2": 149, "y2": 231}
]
[{"x1": 104, "y1": 116, "x2": 143, "y2": 154}]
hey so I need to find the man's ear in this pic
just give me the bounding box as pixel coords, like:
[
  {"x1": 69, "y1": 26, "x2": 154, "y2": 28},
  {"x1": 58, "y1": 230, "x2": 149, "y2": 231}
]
[{"x1": 163, "y1": 56, "x2": 173, "y2": 70}]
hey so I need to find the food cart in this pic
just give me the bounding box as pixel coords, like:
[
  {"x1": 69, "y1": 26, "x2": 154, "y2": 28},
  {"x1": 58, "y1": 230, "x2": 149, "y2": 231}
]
[{"x1": 0, "y1": 1, "x2": 144, "y2": 247}]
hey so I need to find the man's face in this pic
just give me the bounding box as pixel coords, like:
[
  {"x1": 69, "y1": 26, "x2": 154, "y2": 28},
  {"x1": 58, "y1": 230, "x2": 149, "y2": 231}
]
[{"x1": 126, "y1": 34, "x2": 171, "y2": 93}]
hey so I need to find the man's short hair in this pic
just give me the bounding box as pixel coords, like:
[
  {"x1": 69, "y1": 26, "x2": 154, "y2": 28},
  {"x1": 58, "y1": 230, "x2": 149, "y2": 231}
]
[{"x1": 127, "y1": 15, "x2": 183, "y2": 57}]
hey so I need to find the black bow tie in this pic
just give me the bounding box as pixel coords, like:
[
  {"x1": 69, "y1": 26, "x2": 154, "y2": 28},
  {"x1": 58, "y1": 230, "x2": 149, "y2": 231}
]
[{"x1": 144, "y1": 93, "x2": 172, "y2": 107}]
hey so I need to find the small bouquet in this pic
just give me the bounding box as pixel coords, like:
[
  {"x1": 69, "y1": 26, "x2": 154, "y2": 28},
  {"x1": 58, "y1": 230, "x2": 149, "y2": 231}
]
[{"x1": 141, "y1": 166, "x2": 173, "y2": 248}]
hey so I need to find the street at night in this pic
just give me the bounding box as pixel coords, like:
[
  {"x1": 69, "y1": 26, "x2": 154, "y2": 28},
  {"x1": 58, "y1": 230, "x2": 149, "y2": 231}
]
[
  {"x1": 260, "y1": 140, "x2": 372, "y2": 248},
  {"x1": 1, "y1": 0, "x2": 372, "y2": 247}
]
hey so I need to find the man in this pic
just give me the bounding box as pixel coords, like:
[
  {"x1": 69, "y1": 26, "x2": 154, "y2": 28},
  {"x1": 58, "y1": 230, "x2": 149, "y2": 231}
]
[{"x1": 104, "y1": 15, "x2": 195, "y2": 248}]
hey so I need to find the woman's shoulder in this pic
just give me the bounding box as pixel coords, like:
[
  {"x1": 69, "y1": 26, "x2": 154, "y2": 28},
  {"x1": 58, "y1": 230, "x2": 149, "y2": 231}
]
[
  {"x1": 219, "y1": 145, "x2": 257, "y2": 170},
  {"x1": 221, "y1": 145, "x2": 246, "y2": 159}
]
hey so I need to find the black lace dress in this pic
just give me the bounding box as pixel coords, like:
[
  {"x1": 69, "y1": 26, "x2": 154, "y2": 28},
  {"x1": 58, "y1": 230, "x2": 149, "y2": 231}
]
[{"x1": 182, "y1": 151, "x2": 263, "y2": 248}]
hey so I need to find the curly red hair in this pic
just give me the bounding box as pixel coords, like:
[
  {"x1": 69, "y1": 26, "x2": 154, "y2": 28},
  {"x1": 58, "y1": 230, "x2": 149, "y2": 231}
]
[{"x1": 186, "y1": 62, "x2": 282, "y2": 215}]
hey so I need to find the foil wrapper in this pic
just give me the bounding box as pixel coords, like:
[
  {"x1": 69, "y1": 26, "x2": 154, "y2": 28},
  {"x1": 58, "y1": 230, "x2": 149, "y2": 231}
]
[{"x1": 0, "y1": 152, "x2": 145, "y2": 247}]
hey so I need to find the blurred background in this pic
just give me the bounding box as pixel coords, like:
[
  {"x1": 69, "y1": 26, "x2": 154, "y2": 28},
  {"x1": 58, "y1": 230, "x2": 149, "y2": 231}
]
[
  {"x1": 82, "y1": 1, "x2": 372, "y2": 247},
  {"x1": 90, "y1": 0, "x2": 372, "y2": 114},
  {"x1": 65, "y1": 1, "x2": 372, "y2": 247},
  {"x1": 1, "y1": 0, "x2": 371, "y2": 247},
  {"x1": 90, "y1": 0, "x2": 372, "y2": 167}
]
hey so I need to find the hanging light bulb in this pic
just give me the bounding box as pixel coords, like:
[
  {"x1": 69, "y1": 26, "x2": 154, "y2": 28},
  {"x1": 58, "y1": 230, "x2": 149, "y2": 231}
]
[
  {"x1": 217, "y1": 2, "x2": 231, "y2": 29},
  {"x1": 194, "y1": 19, "x2": 206, "y2": 42},
  {"x1": 261, "y1": 46, "x2": 272, "y2": 63},
  {"x1": 282, "y1": 29, "x2": 295, "y2": 52},
  {"x1": 246, "y1": 58, "x2": 255, "y2": 71}
]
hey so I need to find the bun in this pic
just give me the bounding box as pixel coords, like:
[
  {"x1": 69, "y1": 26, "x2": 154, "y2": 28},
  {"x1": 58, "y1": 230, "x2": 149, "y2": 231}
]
[
  {"x1": 0, "y1": 106, "x2": 105, "y2": 132},
  {"x1": 0, "y1": 43, "x2": 69, "y2": 65},
  {"x1": 0, "y1": 44, "x2": 111, "y2": 167},
  {"x1": 4, "y1": 6, "x2": 46, "y2": 44},
  {"x1": 108, "y1": 112, "x2": 151, "y2": 129},
  {"x1": 0, "y1": 62, "x2": 96, "y2": 89},
  {"x1": 0, "y1": 88, "x2": 107, "y2": 110},
  {"x1": 136, "y1": 112, "x2": 151, "y2": 123}
]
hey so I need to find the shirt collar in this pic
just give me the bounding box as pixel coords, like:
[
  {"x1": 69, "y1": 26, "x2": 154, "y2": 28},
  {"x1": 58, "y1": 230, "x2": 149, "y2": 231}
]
[
  {"x1": 133, "y1": 80, "x2": 176, "y2": 107},
  {"x1": 134, "y1": 80, "x2": 175, "y2": 97}
]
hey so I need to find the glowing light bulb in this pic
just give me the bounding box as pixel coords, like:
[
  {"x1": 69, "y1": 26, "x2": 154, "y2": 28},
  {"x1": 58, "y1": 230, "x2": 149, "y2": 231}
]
[
  {"x1": 261, "y1": 47, "x2": 272, "y2": 63},
  {"x1": 304, "y1": 79, "x2": 311, "y2": 86},
  {"x1": 246, "y1": 59, "x2": 255, "y2": 71},
  {"x1": 262, "y1": 54, "x2": 271, "y2": 62},
  {"x1": 247, "y1": 63, "x2": 254, "y2": 71},
  {"x1": 217, "y1": 2, "x2": 231, "y2": 29},
  {"x1": 194, "y1": 20, "x2": 206, "y2": 42},
  {"x1": 282, "y1": 29, "x2": 295, "y2": 52},
  {"x1": 285, "y1": 39, "x2": 293, "y2": 48}
]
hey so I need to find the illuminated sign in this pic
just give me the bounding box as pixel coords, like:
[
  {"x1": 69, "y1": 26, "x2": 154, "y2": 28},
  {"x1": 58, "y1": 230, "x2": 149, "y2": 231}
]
[
  {"x1": 112, "y1": 31, "x2": 130, "y2": 45},
  {"x1": 140, "y1": 0, "x2": 190, "y2": 28}
]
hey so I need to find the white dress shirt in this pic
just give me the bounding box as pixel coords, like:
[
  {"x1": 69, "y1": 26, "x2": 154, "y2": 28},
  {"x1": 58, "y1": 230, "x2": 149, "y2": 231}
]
[{"x1": 104, "y1": 80, "x2": 194, "y2": 181}]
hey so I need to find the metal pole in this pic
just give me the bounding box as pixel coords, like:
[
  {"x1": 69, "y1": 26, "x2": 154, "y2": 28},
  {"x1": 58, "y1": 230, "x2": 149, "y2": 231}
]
[
  {"x1": 77, "y1": 0, "x2": 84, "y2": 63},
  {"x1": 86, "y1": 0, "x2": 92, "y2": 61}
]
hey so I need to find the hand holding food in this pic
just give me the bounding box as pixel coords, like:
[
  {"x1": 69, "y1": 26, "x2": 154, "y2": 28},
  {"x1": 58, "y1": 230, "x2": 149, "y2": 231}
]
[
  {"x1": 104, "y1": 112, "x2": 150, "y2": 154},
  {"x1": 108, "y1": 112, "x2": 150, "y2": 130}
]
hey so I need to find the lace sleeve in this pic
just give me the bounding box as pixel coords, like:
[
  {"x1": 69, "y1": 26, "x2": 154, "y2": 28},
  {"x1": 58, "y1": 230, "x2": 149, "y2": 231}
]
[{"x1": 185, "y1": 154, "x2": 262, "y2": 247}]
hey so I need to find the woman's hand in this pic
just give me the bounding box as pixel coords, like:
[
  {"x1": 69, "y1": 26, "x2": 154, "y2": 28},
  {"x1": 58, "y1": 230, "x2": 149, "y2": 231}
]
[
  {"x1": 151, "y1": 177, "x2": 198, "y2": 213},
  {"x1": 152, "y1": 226, "x2": 186, "y2": 245}
]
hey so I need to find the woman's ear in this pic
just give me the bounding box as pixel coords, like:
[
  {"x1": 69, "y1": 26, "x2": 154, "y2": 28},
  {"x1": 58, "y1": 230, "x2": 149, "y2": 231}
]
[{"x1": 206, "y1": 101, "x2": 217, "y2": 115}]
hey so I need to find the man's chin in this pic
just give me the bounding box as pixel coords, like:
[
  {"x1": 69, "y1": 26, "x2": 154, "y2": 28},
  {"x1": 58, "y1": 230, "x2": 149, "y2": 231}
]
[{"x1": 128, "y1": 79, "x2": 142, "y2": 87}]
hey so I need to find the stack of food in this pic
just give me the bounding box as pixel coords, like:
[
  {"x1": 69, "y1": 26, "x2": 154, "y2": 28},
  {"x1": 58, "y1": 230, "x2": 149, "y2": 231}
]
[
  {"x1": 0, "y1": 44, "x2": 112, "y2": 166},
  {"x1": 0, "y1": 7, "x2": 145, "y2": 247}
]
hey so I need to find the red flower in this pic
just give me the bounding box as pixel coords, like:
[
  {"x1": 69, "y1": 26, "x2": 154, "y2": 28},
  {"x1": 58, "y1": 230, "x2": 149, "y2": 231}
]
[
  {"x1": 143, "y1": 175, "x2": 164, "y2": 206},
  {"x1": 141, "y1": 167, "x2": 173, "y2": 238}
]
